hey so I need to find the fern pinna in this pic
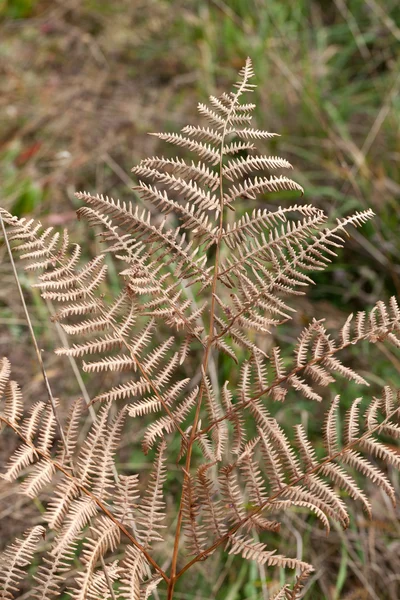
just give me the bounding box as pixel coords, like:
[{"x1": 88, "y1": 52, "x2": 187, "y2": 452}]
[{"x1": 1, "y1": 58, "x2": 399, "y2": 599}]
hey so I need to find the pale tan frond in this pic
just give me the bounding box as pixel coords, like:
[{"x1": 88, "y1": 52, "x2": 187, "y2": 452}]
[
  {"x1": 196, "y1": 103, "x2": 226, "y2": 130},
  {"x1": 20, "y1": 460, "x2": 55, "y2": 498},
  {"x1": 359, "y1": 436, "x2": 400, "y2": 470},
  {"x1": 180, "y1": 125, "x2": 224, "y2": 144},
  {"x1": 227, "y1": 534, "x2": 312, "y2": 571},
  {"x1": 86, "y1": 561, "x2": 120, "y2": 600},
  {"x1": 1, "y1": 443, "x2": 36, "y2": 482},
  {"x1": 76, "y1": 195, "x2": 211, "y2": 283},
  {"x1": 380, "y1": 386, "x2": 396, "y2": 417},
  {"x1": 282, "y1": 486, "x2": 332, "y2": 532},
  {"x1": 55, "y1": 335, "x2": 122, "y2": 358},
  {"x1": 37, "y1": 406, "x2": 57, "y2": 453},
  {"x1": 136, "y1": 440, "x2": 167, "y2": 548},
  {"x1": 340, "y1": 450, "x2": 396, "y2": 505},
  {"x1": 210, "y1": 334, "x2": 239, "y2": 364},
  {"x1": 240, "y1": 445, "x2": 268, "y2": 508},
  {"x1": 35, "y1": 254, "x2": 107, "y2": 300},
  {"x1": 340, "y1": 312, "x2": 354, "y2": 345},
  {"x1": 1, "y1": 402, "x2": 50, "y2": 480},
  {"x1": 303, "y1": 474, "x2": 349, "y2": 527},
  {"x1": 236, "y1": 128, "x2": 280, "y2": 140},
  {"x1": 33, "y1": 545, "x2": 70, "y2": 600},
  {"x1": 0, "y1": 357, "x2": 11, "y2": 399},
  {"x1": 222, "y1": 205, "x2": 322, "y2": 248},
  {"x1": 137, "y1": 157, "x2": 220, "y2": 190},
  {"x1": 46, "y1": 479, "x2": 80, "y2": 530},
  {"x1": 141, "y1": 386, "x2": 198, "y2": 453},
  {"x1": 1, "y1": 56, "x2": 397, "y2": 598},
  {"x1": 344, "y1": 398, "x2": 362, "y2": 444},
  {"x1": 149, "y1": 131, "x2": 220, "y2": 163},
  {"x1": 38, "y1": 242, "x2": 80, "y2": 280},
  {"x1": 129, "y1": 377, "x2": 190, "y2": 418},
  {"x1": 90, "y1": 353, "x2": 179, "y2": 405},
  {"x1": 142, "y1": 576, "x2": 163, "y2": 600},
  {"x1": 223, "y1": 155, "x2": 292, "y2": 182},
  {"x1": 224, "y1": 175, "x2": 304, "y2": 205},
  {"x1": 233, "y1": 56, "x2": 256, "y2": 93},
  {"x1": 258, "y1": 427, "x2": 286, "y2": 492},
  {"x1": 83, "y1": 354, "x2": 137, "y2": 374},
  {"x1": 114, "y1": 474, "x2": 140, "y2": 523},
  {"x1": 77, "y1": 405, "x2": 111, "y2": 488},
  {"x1": 294, "y1": 424, "x2": 317, "y2": 471},
  {"x1": 214, "y1": 94, "x2": 256, "y2": 113},
  {"x1": 321, "y1": 462, "x2": 372, "y2": 517},
  {"x1": 324, "y1": 395, "x2": 340, "y2": 456},
  {"x1": 288, "y1": 374, "x2": 323, "y2": 402},
  {"x1": 70, "y1": 516, "x2": 120, "y2": 600},
  {"x1": 51, "y1": 496, "x2": 97, "y2": 556},
  {"x1": 223, "y1": 141, "x2": 256, "y2": 156},
  {"x1": 0, "y1": 526, "x2": 46, "y2": 600},
  {"x1": 58, "y1": 398, "x2": 83, "y2": 462},
  {"x1": 214, "y1": 314, "x2": 268, "y2": 360},
  {"x1": 324, "y1": 357, "x2": 368, "y2": 386},
  {"x1": 119, "y1": 545, "x2": 147, "y2": 600},
  {"x1": 257, "y1": 416, "x2": 302, "y2": 482},
  {"x1": 3, "y1": 380, "x2": 23, "y2": 426},
  {"x1": 52, "y1": 300, "x2": 99, "y2": 321},
  {"x1": 92, "y1": 407, "x2": 127, "y2": 501},
  {"x1": 20, "y1": 401, "x2": 45, "y2": 441},
  {"x1": 135, "y1": 176, "x2": 219, "y2": 214}
]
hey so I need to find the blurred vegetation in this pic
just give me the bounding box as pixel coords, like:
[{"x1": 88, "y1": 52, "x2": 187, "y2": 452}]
[{"x1": 1, "y1": 1, "x2": 400, "y2": 599}]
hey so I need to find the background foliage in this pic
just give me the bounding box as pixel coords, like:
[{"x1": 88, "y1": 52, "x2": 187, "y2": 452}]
[{"x1": 0, "y1": 1, "x2": 399, "y2": 598}]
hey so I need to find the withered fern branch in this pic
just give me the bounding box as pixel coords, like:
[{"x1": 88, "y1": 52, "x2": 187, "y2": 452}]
[{"x1": 1, "y1": 58, "x2": 400, "y2": 600}]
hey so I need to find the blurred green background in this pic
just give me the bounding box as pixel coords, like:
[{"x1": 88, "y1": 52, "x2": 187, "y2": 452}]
[{"x1": 0, "y1": 1, "x2": 400, "y2": 599}]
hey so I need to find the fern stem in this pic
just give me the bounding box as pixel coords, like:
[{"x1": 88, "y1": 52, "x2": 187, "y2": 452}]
[{"x1": 167, "y1": 72, "x2": 251, "y2": 599}]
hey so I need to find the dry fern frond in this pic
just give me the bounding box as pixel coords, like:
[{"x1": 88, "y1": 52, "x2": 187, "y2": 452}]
[
  {"x1": 1, "y1": 57, "x2": 400, "y2": 600},
  {"x1": 0, "y1": 526, "x2": 46, "y2": 600}
]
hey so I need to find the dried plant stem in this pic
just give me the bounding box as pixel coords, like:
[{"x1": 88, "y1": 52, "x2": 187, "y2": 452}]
[{"x1": 167, "y1": 82, "x2": 246, "y2": 600}]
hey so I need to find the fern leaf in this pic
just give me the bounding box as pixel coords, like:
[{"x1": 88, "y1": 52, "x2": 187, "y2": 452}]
[
  {"x1": 0, "y1": 526, "x2": 46, "y2": 600},
  {"x1": 149, "y1": 131, "x2": 220, "y2": 163},
  {"x1": 227, "y1": 534, "x2": 311, "y2": 571},
  {"x1": 136, "y1": 440, "x2": 167, "y2": 548},
  {"x1": 70, "y1": 516, "x2": 120, "y2": 600}
]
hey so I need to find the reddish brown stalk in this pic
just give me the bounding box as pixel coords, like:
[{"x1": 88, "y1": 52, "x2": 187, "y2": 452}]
[{"x1": 166, "y1": 80, "x2": 248, "y2": 600}]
